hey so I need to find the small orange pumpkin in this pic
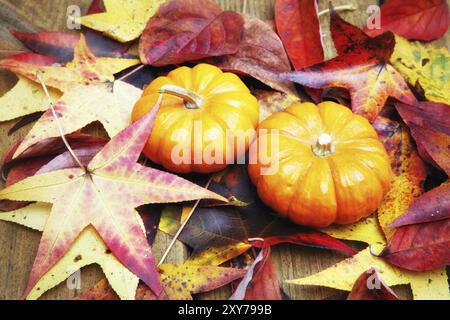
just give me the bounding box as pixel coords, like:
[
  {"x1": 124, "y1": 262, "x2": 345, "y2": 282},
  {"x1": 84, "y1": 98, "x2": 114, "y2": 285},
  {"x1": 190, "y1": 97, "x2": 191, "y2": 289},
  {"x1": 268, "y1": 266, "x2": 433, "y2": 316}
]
[
  {"x1": 132, "y1": 64, "x2": 259, "y2": 174},
  {"x1": 248, "y1": 101, "x2": 393, "y2": 227}
]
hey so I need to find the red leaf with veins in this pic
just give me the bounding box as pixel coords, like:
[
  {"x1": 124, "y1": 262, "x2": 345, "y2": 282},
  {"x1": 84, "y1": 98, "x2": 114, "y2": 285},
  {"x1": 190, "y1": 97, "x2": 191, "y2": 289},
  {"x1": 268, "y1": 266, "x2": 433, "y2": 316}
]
[
  {"x1": 275, "y1": 0, "x2": 324, "y2": 69},
  {"x1": 0, "y1": 100, "x2": 226, "y2": 298},
  {"x1": 280, "y1": 11, "x2": 416, "y2": 122},
  {"x1": 139, "y1": 0, "x2": 244, "y2": 66},
  {"x1": 364, "y1": 0, "x2": 449, "y2": 41},
  {"x1": 390, "y1": 182, "x2": 450, "y2": 228},
  {"x1": 381, "y1": 219, "x2": 450, "y2": 271}
]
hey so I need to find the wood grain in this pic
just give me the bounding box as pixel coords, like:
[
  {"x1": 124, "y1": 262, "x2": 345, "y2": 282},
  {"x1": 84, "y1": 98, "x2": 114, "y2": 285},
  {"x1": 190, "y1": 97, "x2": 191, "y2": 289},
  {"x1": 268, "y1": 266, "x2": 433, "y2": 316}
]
[{"x1": 0, "y1": 0, "x2": 448, "y2": 300}]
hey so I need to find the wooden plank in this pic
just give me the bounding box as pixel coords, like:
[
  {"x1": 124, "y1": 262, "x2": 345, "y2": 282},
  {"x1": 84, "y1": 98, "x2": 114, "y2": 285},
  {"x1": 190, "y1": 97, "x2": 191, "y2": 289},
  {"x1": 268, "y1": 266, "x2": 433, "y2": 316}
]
[{"x1": 0, "y1": 0, "x2": 447, "y2": 300}]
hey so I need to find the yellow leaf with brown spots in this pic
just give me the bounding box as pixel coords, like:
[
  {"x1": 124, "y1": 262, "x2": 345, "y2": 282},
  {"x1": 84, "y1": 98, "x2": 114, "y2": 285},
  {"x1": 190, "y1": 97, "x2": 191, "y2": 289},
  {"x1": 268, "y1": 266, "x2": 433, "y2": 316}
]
[
  {"x1": 75, "y1": 262, "x2": 245, "y2": 300},
  {"x1": 288, "y1": 246, "x2": 450, "y2": 300}
]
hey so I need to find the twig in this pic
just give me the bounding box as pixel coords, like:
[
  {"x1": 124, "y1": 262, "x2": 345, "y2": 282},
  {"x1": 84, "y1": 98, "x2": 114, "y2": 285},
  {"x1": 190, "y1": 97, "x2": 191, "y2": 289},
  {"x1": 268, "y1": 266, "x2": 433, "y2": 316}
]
[
  {"x1": 0, "y1": 49, "x2": 27, "y2": 54},
  {"x1": 158, "y1": 177, "x2": 213, "y2": 266},
  {"x1": 318, "y1": 4, "x2": 356, "y2": 17},
  {"x1": 36, "y1": 72, "x2": 86, "y2": 172},
  {"x1": 242, "y1": 0, "x2": 248, "y2": 15},
  {"x1": 117, "y1": 64, "x2": 145, "y2": 81}
]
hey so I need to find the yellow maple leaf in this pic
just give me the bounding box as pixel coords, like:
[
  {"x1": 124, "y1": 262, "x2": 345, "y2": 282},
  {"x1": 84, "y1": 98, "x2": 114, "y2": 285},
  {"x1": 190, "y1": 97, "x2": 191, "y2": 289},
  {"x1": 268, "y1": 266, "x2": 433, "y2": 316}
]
[
  {"x1": 0, "y1": 203, "x2": 139, "y2": 300},
  {"x1": 288, "y1": 246, "x2": 449, "y2": 300},
  {"x1": 391, "y1": 35, "x2": 450, "y2": 104},
  {"x1": 78, "y1": 0, "x2": 166, "y2": 42}
]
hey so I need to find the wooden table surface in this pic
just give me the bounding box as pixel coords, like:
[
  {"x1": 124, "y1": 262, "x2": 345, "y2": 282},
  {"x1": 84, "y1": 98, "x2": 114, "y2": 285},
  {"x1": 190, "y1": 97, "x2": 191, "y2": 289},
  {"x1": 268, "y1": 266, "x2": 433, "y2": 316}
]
[{"x1": 0, "y1": 0, "x2": 448, "y2": 300}]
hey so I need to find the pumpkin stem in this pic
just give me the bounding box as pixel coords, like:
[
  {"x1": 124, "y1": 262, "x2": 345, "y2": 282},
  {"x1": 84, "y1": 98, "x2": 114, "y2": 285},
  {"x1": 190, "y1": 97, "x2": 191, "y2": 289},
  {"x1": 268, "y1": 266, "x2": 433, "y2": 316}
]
[
  {"x1": 159, "y1": 84, "x2": 204, "y2": 109},
  {"x1": 312, "y1": 133, "x2": 336, "y2": 157}
]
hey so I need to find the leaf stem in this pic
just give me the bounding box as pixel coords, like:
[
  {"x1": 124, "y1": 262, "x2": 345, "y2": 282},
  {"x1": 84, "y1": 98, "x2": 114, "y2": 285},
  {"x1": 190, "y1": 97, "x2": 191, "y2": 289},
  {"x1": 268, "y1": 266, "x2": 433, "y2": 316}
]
[
  {"x1": 158, "y1": 177, "x2": 214, "y2": 266},
  {"x1": 36, "y1": 72, "x2": 86, "y2": 172},
  {"x1": 117, "y1": 64, "x2": 145, "y2": 81},
  {"x1": 318, "y1": 4, "x2": 356, "y2": 17}
]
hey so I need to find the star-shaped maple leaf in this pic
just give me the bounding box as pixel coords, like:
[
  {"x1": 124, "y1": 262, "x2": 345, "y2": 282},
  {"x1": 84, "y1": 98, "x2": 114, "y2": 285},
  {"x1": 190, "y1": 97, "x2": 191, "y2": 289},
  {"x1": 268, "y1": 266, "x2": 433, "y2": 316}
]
[
  {"x1": 0, "y1": 101, "x2": 226, "y2": 298},
  {"x1": 280, "y1": 9, "x2": 416, "y2": 122},
  {"x1": 0, "y1": 35, "x2": 140, "y2": 158}
]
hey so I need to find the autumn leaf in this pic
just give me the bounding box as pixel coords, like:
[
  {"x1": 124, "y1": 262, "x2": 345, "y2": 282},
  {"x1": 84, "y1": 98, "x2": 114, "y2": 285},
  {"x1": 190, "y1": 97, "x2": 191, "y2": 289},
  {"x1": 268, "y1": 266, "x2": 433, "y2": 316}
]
[
  {"x1": 77, "y1": 0, "x2": 165, "y2": 42},
  {"x1": 380, "y1": 219, "x2": 450, "y2": 271},
  {"x1": 275, "y1": 0, "x2": 324, "y2": 69},
  {"x1": 0, "y1": 54, "x2": 60, "y2": 123},
  {"x1": 13, "y1": 31, "x2": 135, "y2": 63},
  {"x1": 211, "y1": 15, "x2": 297, "y2": 96},
  {"x1": 1, "y1": 133, "x2": 107, "y2": 187},
  {"x1": 0, "y1": 133, "x2": 107, "y2": 212},
  {"x1": 0, "y1": 76, "x2": 61, "y2": 122},
  {"x1": 160, "y1": 166, "x2": 355, "y2": 266},
  {"x1": 396, "y1": 101, "x2": 450, "y2": 176},
  {"x1": 0, "y1": 203, "x2": 160, "y2": 300},
  {"x1": 75, "y1": 262, "x2": 245, "y2": 300},
  {"x1": 0, "y1": 100, "x2": 226, "y2": 298},
  {"x1": 364, "y1": 0, "x2": 449, "y2": 41},
  {"x1": 373, "y1": 117, "x2": 427, "y2": 240},
  {"x1": 230, "y1": 244, "x2": 284, "y2": 300},
  {"x1": 313, "y1": 195, "x2": 448, "y2": 298},
  {"x1": 390, "y1": 35, "x2": 450, "y2": 104},
  {"x1": 390, "y1": 182, "x2": 450, "y2": 228},
  {"x1": 288, "y1": 245, "x2": 450, "y2": 300},
  {"x1": 347, "y1": 268, "x2": 400, "y2": 300},
  {"x1": 0, "y1": 36, "x2": 142, "y2": 158},
  {"x1": 321, "y1": 216, "x2": 385, "y2": 247},
  {"x1": 139, "y1": 0, "x2": 244, "y2": 66},
  {"x1": 281, "y1": 10, "x2": 416, "y2": 122}
]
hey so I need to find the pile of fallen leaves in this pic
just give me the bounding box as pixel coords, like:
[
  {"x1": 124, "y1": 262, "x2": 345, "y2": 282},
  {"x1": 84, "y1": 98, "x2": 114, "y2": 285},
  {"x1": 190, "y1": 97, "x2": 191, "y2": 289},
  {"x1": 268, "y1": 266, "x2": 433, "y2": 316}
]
[{"x1": 0, "y1": 0, "x2": 449, "y2": 300}]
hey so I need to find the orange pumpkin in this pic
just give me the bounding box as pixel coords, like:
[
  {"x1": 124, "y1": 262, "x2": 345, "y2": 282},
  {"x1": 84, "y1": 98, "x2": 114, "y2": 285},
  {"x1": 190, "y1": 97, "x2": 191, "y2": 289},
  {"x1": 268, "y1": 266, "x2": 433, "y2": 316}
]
[
  {"x1": 248, "y1": 101, "x2": 393, "y2": 227},
  {"x1": 132, "y1": 64, "x2": 259, "y2": 174}
]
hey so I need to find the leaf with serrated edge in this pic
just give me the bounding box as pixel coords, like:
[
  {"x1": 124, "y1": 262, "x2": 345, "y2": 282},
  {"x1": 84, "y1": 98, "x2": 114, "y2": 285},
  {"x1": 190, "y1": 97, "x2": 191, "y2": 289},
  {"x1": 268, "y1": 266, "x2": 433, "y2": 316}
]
[
  {"x1": 78, "y1": 0, "x2": 165, "y2": 42},
  {"x1": 0, "y1": 101, "x2": 226, "y2": 298}
]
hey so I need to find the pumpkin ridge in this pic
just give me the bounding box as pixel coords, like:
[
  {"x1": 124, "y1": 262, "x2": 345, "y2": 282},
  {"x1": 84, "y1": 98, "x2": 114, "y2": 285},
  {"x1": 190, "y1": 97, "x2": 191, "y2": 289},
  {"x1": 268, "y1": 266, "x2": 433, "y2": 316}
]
[
  {"x1": 286, "y1": 157, "x2": 315, "y2": 222},
  {"x1": 283, "y1": 106, "x2": 323, "y2": 137}
]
